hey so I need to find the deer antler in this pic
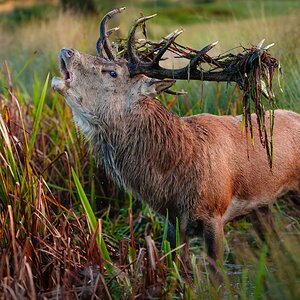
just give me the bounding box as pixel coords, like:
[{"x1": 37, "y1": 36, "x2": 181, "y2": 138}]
[
  {"x1": 126, "y1": 14, "x2": 237, "y2": 83},
  {"x1": 96, "y1": 7, "x2": 125, "y2": 60},
  {"x1": 96, "y1": 8, "x2": 280, "y2": 167},
  {"x1": 96, "y1": 9, "x2": 277, "y2": 91}
]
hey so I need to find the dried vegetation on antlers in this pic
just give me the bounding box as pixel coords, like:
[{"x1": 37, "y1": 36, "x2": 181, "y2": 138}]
[{"x1": 97, "y1": 7, "x2": 280, "y2": 166}]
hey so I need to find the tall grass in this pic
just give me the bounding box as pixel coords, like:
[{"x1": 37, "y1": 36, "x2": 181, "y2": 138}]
[{"x1": 0, "y1": 5, "x2": 300, "y2": 299}]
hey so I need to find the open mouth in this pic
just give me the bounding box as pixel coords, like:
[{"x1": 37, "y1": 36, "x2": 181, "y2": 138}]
[{"x1": 60, "y1": 57, "x2": 72, "y2": 82}]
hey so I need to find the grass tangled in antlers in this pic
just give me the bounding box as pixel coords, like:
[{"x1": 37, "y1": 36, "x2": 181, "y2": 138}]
[{"x1": 116, "y1": 26, "x2": 281, "y2": 167}]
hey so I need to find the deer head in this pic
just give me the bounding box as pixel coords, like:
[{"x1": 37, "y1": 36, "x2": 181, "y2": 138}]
[
  {"x1": 52, "y1": 49, "x2": 173, "y2": 130},
  {"x1": 51, "y1": 9, "x2": 179, "y2": 132}
]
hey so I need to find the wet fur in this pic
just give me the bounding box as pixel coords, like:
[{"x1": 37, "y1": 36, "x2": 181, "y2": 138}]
[
  {"x1": 52, "y1": 49, "x2": 300, "y2": 263},
  {"x1": 89, "y1": 97, "x2": 300, "y2": 250}
]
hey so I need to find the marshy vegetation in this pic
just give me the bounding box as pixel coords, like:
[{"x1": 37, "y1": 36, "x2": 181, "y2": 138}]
[{"x1": 0, "y1": 0, "x2": 300, "y2": 298}]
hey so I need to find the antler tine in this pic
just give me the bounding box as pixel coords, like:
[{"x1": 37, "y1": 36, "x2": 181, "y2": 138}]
[
  {"x1": 96, "y1": 7, "x2": 125, "y2": 59},
  {"x1": 127, "y1": 14, "x2": 157, "y2": 64},
  {"x1": 107, "y1": 27, "x2": 120, "y2": 36},
  {"x1": 189, "y1": 41, "x2": 219, "y2": 68},
  {"x1": 128, "y1": 36, "x2": 233, "y2": 82},
  {"x1": 152, "y1": 29, "x2": 184, "y2": 65},
  {"x1": 96, "y1": 27, "x2": 120, "y2": 58},
  {"x1": 164, "y1": 89, "x2": 187, "y2": 95},
  {"x1": 125, "y1": 15, "x2": 235, "y2": 82},
  {"x1": 122, "y1": 11, "x2": 278, "y2": 87}
]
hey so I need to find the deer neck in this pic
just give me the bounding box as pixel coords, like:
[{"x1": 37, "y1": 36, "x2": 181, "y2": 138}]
[{"x1": 93, "y1": 97, "x2": 200, "y2": 209}]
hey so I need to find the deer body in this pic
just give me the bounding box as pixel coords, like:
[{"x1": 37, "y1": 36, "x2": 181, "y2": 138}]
[
  {"x1": 95, "y1": 99, "x2": 300, "y2": 226},
  {"x1": 100, "y1": 101, "x2": 300, "y2": 225},
  {"x1": 51, "y1": 8, "x2": 299, "y2": 264},
  {"x1": 106, "y1": 101, "x2": 300, "y2": 261}
]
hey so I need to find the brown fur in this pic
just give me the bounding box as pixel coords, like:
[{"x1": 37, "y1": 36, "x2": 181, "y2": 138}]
[{"x1": 52, "y1": 48, "x2": 300, "y2": 264}]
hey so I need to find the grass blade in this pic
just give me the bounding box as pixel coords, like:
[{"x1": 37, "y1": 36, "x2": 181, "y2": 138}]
[
  {"x1": 0, "y1": 115, "x2": 18, "y2": 181},
  {"x1": 254, "y1": 245, "x2": 268, "y2": 300},
  {"x1": 162, "y1": 209, "x2": 169, "y2": 250},
  {"x1": 14, "y1": 51, "x2": 38, "y2": 82},
  {"x1": 29, "y1": 73, "x2": 49, "y2": 156},
  {"x1": 72, "y1": 168, "x2": 97, "y2": 230},
  {"x1": 71, "y1": 168, "x2": 112, "y2": 265}
]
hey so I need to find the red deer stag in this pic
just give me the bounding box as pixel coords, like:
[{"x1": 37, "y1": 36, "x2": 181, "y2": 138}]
[{"x1": 51, "y1": 8, "x2": 300, "y2": 269}]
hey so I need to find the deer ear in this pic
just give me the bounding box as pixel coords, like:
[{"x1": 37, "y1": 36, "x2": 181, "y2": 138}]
[{"x1": 141, "y1": 79, "x2": 176, "y2": 97}]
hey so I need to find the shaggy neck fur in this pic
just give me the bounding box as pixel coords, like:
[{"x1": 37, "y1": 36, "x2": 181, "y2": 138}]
[{"x1": 88, "y1": 97, "x2": 207, "y2": 218}]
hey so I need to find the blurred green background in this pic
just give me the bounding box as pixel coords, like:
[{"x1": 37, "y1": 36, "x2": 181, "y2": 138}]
[{"x1": 1, "y1": 0, "x2": 299, "y2": 115}]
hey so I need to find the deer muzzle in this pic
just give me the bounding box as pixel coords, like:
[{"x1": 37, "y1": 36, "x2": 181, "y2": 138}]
[
  {"x1": 51, "y1": 48, "x2": 75, "y2": 94},
  {"x1": 59, "y1": 48, "x2": 74, "y2": 82}
]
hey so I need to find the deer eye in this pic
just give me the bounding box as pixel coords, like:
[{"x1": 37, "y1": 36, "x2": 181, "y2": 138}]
[{"x1": 109, "y1": 71, "x2": 118, "y2": 78}]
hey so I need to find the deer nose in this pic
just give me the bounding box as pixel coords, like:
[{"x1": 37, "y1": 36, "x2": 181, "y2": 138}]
[{"x1": 61, "y1": 48, "x2": 75, "y2": 58}]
